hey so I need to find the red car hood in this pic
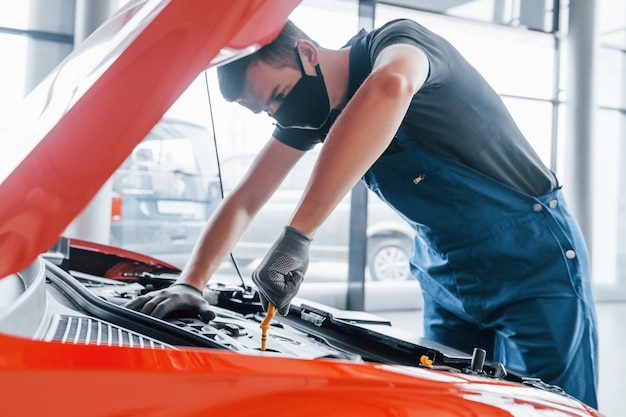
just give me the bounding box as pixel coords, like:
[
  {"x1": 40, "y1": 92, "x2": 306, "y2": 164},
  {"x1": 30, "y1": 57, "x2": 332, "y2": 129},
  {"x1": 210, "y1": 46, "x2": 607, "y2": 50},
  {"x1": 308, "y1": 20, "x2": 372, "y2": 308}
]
[
  {"x1": 0, "y1": 331, "x2": 601, "y2": 417},
  {"x1": 0, "y1": 0, "x2": 300, "y2": 279}
]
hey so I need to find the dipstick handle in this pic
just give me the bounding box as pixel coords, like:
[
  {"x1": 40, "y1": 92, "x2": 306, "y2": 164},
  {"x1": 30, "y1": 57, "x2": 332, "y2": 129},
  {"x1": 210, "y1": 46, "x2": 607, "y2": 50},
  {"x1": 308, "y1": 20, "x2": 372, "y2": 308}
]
[{"x1": 260, "y1": 304, "x2": 277, "y2": 351}]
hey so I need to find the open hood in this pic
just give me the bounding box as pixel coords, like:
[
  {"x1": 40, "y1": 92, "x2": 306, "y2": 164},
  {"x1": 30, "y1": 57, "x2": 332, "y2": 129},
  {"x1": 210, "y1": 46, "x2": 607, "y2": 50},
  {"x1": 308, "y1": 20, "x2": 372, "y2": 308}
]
[{"x1": 0, "y1": 0, "x2": 300, "y2": 279}]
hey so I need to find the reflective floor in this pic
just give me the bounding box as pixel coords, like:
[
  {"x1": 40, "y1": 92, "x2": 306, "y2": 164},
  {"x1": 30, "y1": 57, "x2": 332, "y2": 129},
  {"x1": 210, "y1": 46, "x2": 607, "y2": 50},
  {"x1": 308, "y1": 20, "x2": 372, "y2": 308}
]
[{"x1": 378, "y1": 301, "x2": 626, "y2": 417}]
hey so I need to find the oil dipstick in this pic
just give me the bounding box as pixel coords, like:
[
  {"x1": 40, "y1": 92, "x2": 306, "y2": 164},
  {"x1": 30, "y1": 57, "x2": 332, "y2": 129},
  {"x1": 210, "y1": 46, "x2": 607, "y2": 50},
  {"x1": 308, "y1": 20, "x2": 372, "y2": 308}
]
[{"x1": 260, "y1": 304, "x2": 277, "y2": 351}]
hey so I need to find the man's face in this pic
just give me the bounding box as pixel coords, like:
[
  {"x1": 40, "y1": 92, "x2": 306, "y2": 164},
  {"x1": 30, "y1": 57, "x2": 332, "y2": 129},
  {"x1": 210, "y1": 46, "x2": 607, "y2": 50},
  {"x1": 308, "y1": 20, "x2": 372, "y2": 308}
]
[{"x1": 237, "y1": 60, "x2": 300, "y2": 116}]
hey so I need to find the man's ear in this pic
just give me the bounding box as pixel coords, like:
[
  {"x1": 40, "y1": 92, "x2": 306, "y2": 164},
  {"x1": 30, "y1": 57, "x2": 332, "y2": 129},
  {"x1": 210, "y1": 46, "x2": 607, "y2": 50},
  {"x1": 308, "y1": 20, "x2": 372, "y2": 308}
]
[{"x1": 296, "y1": 40, "x2": 319, "y2": 73}]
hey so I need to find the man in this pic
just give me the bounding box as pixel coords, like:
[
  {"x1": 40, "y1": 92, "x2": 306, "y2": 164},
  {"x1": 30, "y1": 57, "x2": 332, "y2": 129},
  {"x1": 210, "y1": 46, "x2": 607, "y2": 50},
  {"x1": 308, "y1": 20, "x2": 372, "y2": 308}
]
[{"x1": 127, "y1": 19, "x2": 599, "y2": 408}]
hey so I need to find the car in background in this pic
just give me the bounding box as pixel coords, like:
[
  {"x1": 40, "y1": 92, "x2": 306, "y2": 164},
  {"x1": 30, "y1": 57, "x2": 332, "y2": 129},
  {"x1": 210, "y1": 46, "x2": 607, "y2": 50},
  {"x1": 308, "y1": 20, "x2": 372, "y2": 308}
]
[
  {"x1": 218, "y1": 151, "x2": 415, "y2": 282},
  {"x1": 0, "y1": 0, "x2": 604, "y2": 416},
  {"x1": 110, "y1": 118, "x2": 219, "y2": 267}
]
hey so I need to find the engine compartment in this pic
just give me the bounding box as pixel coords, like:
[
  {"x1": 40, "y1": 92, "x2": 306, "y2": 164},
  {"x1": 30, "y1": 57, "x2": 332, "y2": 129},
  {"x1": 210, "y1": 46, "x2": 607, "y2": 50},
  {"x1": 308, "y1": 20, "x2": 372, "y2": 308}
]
[
  {"x1": 77, "y1": 270, "x2": 363, "y2": 360},
  {"x1": 0, "y1": 237, "x2": 573, "y2": 401}
]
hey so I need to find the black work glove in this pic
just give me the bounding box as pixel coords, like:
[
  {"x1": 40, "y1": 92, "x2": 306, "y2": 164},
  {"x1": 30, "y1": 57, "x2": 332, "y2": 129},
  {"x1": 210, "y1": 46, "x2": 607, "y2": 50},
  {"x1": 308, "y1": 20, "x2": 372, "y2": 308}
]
[
  {"x1": 252, "y1": 226, "x2": 312, "y2": 316},
  {"x1": 125, "y1": 283, "x2": 216, "y2": 322}
]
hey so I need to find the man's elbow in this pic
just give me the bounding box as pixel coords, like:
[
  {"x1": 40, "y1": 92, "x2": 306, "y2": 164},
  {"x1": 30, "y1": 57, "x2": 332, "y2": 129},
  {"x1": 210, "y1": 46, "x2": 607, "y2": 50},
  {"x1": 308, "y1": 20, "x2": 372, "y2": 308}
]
[{"x1": 374, "y1": 70, "x2": 420, "y2": 101}]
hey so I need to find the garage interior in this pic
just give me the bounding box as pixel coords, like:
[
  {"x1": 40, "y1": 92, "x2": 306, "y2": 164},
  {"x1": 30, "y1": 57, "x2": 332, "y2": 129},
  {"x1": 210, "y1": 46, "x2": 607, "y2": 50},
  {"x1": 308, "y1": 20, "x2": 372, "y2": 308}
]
[{"x1": 1, "y1": 0, "x2": 624, "y2": 415}]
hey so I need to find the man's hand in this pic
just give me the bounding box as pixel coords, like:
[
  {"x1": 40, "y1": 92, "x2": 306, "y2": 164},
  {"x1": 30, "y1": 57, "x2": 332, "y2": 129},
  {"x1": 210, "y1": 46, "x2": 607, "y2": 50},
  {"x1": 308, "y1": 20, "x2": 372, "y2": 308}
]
[
  {"x1": 252, "y1": 226, "x2": 312, "y2": 316},
  {"x1": 125, "y1": 283, "x2": 215, "y2": 322}
]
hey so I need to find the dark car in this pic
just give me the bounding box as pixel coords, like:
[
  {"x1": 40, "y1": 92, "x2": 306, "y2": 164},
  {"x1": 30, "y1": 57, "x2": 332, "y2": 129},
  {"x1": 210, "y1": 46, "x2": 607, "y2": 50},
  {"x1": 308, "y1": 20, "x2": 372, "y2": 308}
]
[
  {"x1": 218, "y1": 151, "x2": 415, "y2": 282},
  {"x1": 110, "y1": 118, "x2": 219, "y2": 267}
]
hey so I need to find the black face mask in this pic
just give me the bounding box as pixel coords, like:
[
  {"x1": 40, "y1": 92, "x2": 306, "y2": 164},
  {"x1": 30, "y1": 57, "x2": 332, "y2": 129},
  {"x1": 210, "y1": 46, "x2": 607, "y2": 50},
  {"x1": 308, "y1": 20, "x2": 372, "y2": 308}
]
[{"x1": 272, "y1": 48, "x2": 331, "y2": 130}]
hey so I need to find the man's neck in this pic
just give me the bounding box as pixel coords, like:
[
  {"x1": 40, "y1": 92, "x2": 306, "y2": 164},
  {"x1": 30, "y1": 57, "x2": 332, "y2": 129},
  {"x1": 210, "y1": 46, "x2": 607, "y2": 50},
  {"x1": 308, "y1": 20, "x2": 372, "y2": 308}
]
[{"x1": 318, "y1": 47, "x2": 351, "y2": 111}]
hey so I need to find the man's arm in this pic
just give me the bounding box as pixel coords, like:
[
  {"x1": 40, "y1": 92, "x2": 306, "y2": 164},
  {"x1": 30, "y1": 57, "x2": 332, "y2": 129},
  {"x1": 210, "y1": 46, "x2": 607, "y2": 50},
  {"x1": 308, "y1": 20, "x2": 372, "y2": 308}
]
[
  {"x1": 125, "y1": 138, "x2": 305, "y2": 319},
  {"x1": 180, "y1": 138, "x2": 305, "y2": 289},
  {"x1": 250, "y1": 43, "x2": 430, "y2": 314},
  {"x1": 289, "y1": 43, "x2": 429, "y2": 236}
]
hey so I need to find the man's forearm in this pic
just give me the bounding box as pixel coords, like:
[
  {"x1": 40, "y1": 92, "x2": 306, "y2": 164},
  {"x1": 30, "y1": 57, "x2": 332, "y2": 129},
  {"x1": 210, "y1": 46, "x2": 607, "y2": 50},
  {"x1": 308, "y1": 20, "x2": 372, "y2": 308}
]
[
  {"x1": 177, "y1": 193, "x2": 256, "y2": 289},
  {"x1": 178, "y1": 140, "x2": 306, "y2": 290}
]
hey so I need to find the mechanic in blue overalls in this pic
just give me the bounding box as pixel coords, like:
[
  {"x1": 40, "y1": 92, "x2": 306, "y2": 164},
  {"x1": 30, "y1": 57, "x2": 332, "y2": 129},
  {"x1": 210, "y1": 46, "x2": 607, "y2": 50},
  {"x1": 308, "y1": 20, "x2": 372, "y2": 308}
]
[{"x1": 127, "y1": 19, "x2": 599, "y2": 408}]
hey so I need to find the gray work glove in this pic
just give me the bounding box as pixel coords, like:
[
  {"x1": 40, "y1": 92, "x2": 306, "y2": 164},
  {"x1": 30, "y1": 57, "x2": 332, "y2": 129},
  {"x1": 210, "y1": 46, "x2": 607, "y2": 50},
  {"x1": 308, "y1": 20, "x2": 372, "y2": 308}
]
[
  {"x1": 125, "y1": 283, "x2": 216, "y2": 322},
  {"x1": 252, "y1": 226, "x2": 312, "y2": 316}
]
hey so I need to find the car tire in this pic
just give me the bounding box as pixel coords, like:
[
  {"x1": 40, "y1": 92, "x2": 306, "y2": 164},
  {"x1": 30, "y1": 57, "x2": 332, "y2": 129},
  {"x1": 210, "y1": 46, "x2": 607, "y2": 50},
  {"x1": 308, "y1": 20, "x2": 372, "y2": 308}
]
[{"x1": 367, "y1": 237, "x2": 412, "y2": 282}]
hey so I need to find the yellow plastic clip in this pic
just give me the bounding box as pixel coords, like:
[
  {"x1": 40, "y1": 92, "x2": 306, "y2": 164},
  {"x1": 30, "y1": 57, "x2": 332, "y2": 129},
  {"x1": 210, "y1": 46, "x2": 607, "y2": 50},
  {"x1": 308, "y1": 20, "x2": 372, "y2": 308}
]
[
  {"x1": 419, "y1": 355, "x2": 433, "y2": 368},
  {"x1": 260, "y1": 304, "x2": 277, "y2": 351}
]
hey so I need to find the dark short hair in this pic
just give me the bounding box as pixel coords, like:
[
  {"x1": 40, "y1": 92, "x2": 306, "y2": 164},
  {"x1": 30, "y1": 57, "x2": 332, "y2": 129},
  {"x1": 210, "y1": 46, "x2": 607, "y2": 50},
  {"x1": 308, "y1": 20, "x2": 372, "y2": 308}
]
[{"x1": 217, "y1": 20, "x2": 318, "y2": 101}]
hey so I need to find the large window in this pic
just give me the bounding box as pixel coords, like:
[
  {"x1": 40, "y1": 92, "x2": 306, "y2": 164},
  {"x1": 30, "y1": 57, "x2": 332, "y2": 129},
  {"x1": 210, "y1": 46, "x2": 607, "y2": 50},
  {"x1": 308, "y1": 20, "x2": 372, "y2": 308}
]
[
  {"x1": 0, "y1": 3, "x2": 30, "y2": 122},
  {"x1": 380, "y1": 0, "x2": 558, "y2": 32},
  {"x1": 0, "y1": 34, "x2": 28, "y2": 119},
  {"x1": 0, "y1": 0, "x2": 74, "y2": 124},
  {"x1": 591, "y1": 0, "x2": 626, "y2": 297},
  {"x1": 3, "y1": 0, "x2": 626, "y2": 306},
  {"x1": 376, "y1": 5, "x2": 557, "y2": 167}
]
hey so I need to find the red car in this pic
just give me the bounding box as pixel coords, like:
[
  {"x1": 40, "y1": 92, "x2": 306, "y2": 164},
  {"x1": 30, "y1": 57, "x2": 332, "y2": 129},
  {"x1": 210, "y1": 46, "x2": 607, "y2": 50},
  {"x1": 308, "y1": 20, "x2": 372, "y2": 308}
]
[{"x1": 0, "y1": 1, "x2": 603, "y2": 416}]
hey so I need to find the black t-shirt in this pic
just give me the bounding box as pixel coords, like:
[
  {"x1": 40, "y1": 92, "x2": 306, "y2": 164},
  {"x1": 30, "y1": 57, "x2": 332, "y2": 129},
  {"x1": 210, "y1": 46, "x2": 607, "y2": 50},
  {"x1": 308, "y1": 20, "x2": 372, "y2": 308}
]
[{"x1": 272, "y1": 19, "x2": 557, "y2": 196}]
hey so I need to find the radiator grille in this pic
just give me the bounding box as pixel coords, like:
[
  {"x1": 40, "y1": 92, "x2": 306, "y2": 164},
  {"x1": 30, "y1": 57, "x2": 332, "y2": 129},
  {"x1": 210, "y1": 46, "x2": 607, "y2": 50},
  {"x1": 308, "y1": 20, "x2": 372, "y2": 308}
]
[{"x1": 46, "y1": 315, "x2": 173, "y2": 349}]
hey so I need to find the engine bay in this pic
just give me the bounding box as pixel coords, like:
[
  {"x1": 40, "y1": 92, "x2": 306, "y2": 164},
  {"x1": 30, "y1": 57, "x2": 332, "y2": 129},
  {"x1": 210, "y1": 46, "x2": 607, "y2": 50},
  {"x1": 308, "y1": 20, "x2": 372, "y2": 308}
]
[{"x1": 0, "y1": 237, "x2": 571, "y2": 400}]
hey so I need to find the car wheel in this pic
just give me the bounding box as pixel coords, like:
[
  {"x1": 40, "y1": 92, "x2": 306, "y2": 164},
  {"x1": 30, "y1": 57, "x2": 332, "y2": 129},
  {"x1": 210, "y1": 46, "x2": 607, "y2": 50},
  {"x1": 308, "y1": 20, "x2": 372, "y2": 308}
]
[{"x1": 367, "y1": 237, "x2": 412, "y2": 282}]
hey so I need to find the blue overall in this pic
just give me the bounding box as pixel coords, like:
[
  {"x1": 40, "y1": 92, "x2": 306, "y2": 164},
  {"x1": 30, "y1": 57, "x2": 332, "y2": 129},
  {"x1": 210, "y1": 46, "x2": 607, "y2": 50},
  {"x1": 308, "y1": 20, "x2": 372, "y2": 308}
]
[{"x1": 362, "y1": 128, "x2": 599, "y2": 408}]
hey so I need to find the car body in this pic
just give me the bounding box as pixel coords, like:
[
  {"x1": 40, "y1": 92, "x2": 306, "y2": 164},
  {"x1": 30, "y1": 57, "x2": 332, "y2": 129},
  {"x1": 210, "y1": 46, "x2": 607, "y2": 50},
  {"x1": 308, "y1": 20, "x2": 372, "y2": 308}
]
[
  {"x1": 0, "y1": 1, "x2": 604, "y2": 416},
  {"x1": 1, "y1": 237, "x2": 603, "y2": 417},
  {"x1": 219, "y1": 151, "x2": 415, "y2": 281}
]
